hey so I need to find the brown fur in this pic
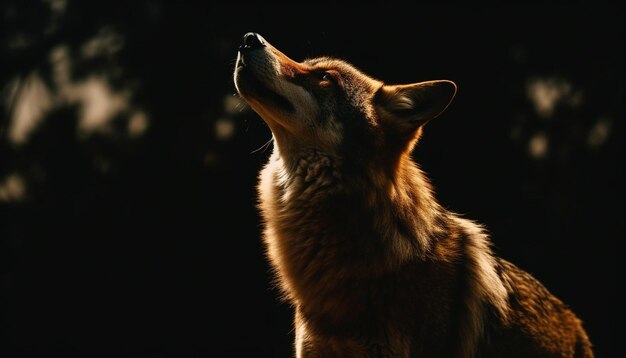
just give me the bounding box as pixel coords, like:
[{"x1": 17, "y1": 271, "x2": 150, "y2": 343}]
[{"x1": 234, "y1": 33, "x2": 593, "y2": 357}]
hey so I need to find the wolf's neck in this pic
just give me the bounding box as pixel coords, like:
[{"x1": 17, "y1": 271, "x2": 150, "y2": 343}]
[
  {"x1": 262, "y1": 148, "x2": 447, "y2": 269},
  {"x1": 361, "y1": 152, "x2": 448, "y2": 263}
]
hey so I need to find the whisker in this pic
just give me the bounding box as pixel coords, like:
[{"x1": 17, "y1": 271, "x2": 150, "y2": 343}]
[
  {"x1": 251, "y1": 137, "x2": 274, "y2": 154},
  {"x1": 232, "y1": 93, "x2": 249, "y2": 113}
]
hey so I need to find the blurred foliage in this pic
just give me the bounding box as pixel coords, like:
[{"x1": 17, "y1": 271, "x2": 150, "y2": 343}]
[{"x1": 1, "y1": 1, "x2": 622, "y2": 356}]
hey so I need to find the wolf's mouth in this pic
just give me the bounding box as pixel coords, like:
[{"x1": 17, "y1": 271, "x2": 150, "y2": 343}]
[{"x1": 236, "y1": 65, "x2": 294, "y2": 113}]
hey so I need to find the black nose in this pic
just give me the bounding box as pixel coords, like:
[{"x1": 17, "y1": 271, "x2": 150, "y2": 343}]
[{"x1": 239, "y1": 32, "x2": 266, "y2": 50}]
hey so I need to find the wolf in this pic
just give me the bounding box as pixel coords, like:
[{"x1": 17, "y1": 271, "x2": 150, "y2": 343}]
[{"x1": 233, "y1": 32, "x2": 593, "y2": 357}]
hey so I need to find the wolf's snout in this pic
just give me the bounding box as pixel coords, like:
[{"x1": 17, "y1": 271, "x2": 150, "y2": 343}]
[{"x1": 239, "y1": 32, "x2": 266, "y2": 50}]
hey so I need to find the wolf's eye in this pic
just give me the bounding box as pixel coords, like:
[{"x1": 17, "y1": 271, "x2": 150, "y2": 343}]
[{"x1": 319, "y1": 71, "x2": 335, "y2": 86}]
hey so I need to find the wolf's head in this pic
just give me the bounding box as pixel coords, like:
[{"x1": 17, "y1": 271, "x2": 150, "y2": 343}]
[{"x1": 234, "y1": 33, "x2": 456, "y2": 173}]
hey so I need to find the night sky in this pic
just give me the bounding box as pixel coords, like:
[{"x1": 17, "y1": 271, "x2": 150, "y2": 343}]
[{"x1": 1, "y1": 2, "x2": 622, "y2": 356}]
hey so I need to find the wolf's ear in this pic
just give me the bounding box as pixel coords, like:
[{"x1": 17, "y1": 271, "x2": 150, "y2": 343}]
[{"x1": 374, "y1": 80, "x2": 457, "y2": 129}]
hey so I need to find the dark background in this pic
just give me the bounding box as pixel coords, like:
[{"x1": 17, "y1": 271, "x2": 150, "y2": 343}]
[{"x1": 0, "y1": 2, "x2": 622, "y2": 356}]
